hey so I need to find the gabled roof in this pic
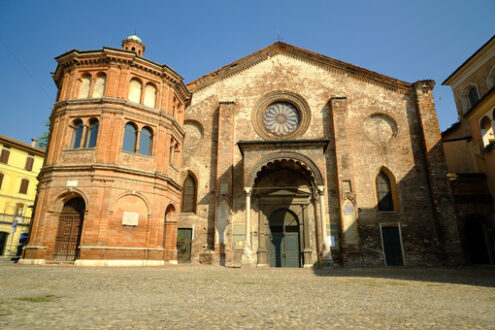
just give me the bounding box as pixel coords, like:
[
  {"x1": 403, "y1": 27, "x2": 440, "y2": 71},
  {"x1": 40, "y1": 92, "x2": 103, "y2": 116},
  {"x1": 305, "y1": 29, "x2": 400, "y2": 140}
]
[
  {"x1": 443, "y1": 34, "x2": 495, "y2": 86},
  {"x1": 187, "y1": 41, "x2": 412, "y2": 93},
  {"x1": 0, "y1": 134, "x2": 45, "y2": 156}
]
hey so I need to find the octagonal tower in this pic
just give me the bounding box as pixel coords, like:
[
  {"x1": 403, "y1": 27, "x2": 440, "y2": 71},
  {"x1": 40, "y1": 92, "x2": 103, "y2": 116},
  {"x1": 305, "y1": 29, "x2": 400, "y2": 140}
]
[{"x1": 21, "y1": 36, "x2": 191, "y2": 266}]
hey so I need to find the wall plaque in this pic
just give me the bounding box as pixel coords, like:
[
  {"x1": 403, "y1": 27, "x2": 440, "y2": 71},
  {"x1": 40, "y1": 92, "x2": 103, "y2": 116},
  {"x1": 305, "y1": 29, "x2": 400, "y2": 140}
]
[{"x1": 122, "y1": 211, "x2": 139, "y2": 226}]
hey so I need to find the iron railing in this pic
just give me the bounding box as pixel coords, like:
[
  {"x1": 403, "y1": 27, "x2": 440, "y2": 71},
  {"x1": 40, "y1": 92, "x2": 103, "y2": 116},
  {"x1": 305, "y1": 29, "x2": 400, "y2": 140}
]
[{"x1": 0, "y1": 213, "x2": 31, "y2": 225}]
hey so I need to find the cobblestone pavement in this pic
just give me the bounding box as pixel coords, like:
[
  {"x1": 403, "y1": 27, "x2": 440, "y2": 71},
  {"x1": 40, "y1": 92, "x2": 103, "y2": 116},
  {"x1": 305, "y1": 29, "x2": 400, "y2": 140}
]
[{"x1": 0, "y1": 264, "x2": 494, "y2": 329}]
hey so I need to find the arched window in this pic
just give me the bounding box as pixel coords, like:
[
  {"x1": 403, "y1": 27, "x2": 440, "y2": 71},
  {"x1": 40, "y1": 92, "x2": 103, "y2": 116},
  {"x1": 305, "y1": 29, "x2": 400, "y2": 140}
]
[
  {"x1": 78, "y1": 74, "x2": 91, "y2": 99},
  {"x1": 122, "y1": 123, "x2": 137, "y2": 152},
  {"x1": 480, "y1": 116, "x2": 493, "y2": 147},
  {"x1": 468, "y1": 87, "x2": 479, "y2": 108},
  {"x1": 85, "y1": 118, "x2": 99, "y2": 148},
  {"x1": 143, "y1": 84, "x2": 157, "y2": 108},
  {"x1": 71, "y1": 120, "x2": 84, "y2": 149},
  {"x1": 139, "y1": 127, "x2": 152, "y2": 156},
  {"x1": 376, "y1": 171, "x2": 394, "y2": 211},
  {"x1": 487, "y1": 66, "x2": 495, "y2": 90},
  {"x1": 182, "y1": 175, "x2": 197, "y2": 213},
  {"x1": 92, "y1": 73, "x2": 106, "y2": 98},
  {"x1": 128, "y1": 78, "x2": 142, "y2": 103}
]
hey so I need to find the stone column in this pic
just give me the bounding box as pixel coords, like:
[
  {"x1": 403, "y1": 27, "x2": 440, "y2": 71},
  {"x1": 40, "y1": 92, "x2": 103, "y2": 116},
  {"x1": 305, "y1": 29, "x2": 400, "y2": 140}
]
[
  {"x1": 242, "y1": 187, "x2": 253, "y2": 264},
  {"x1": 257, "y1": 209, "x2": 268, "y2": 267},
  {"x1": 302, "y1": 203, "x2": 313, "y2": 267},
  {"x1": 318, "y1": 186, "x2": 333, "y2": 267}
]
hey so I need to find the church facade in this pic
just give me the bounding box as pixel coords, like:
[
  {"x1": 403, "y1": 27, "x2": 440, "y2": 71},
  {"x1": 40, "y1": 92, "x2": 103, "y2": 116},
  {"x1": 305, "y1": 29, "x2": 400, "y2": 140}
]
[{"x1": 21, "y1": 36, "x2": 463, "y2": 267}]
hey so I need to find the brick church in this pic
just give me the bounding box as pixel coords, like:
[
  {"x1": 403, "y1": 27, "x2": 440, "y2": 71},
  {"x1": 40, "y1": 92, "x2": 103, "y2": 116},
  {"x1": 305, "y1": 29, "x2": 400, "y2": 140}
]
[{"x1": 21, "y1": 35, "x2": 463, "y2": 267}]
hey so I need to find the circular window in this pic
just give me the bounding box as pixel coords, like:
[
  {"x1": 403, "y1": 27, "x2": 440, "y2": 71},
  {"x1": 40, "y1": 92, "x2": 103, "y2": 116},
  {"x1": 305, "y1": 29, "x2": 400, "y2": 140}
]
[
  {"x1": 252, "y1": 91, "x2": 311, "y2": 140},
  {"x1": 263, "y1": 102, "x2": 300, "y2": 136}
]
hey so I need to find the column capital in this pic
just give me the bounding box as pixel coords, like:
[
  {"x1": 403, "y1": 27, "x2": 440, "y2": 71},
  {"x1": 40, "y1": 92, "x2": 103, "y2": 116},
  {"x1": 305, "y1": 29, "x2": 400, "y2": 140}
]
[
  {"x1": 317, "y1": 185, "x2": 325, "y2": 194},
  {"x1": 244, "y1": 187, "x2": 252, "y2": 195}
]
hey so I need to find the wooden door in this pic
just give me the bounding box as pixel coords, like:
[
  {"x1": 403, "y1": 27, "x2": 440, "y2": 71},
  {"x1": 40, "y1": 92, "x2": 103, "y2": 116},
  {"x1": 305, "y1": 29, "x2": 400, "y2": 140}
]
[
  {"x1": 52, "y1": 213, "x2": 82, "y2": 261},
  {"x1": 269, "y1": 209, "x2": 300, "y2": 268},
  {"x1": 177, "y1": 228, "x2": 193, "y2": 263}
]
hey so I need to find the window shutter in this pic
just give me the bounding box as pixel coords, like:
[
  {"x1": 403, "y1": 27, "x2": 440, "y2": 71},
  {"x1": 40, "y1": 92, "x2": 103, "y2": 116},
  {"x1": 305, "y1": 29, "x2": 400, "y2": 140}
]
[
  {"x1": 19, "y1": 179, "x2": 29, "y2": 194},
  {"x1": 25, "y1": 157, "x2": 34, "y2": 171},
  {"x1": 0, "y1": 149, "x2": 10, "y2": 164},
  {"x1": 0, "y1": 173, "x2": 4, "y2": 190}
]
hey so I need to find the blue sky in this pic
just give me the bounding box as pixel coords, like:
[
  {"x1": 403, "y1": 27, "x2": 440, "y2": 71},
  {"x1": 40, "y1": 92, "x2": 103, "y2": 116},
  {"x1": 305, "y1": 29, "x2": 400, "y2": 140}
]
[{"x1": 0, "y1": 0, "x2": 494, "y2": 145}]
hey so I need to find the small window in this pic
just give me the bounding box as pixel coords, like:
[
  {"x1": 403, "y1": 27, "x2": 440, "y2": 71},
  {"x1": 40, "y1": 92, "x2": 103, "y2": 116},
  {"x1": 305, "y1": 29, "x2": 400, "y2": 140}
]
[
  {"x1": 143, "y1": 84, "x2": 157, "y2": 108},
  {"x1": 0, "y1": 149, "x2": 10, "y2": 164},
  {"x1": 169, "y1": 142, "x2": 176, "y2": 166},
  {"x1": 376, "y1": 172, "x2": 394, "y2": 211},
  {"x1": 122, "y1": 123, "x2": 137, "y2": 152},
  {"x1": 15, "y1": 203, "x2": 24, "y2": 216},
  {"x1": 182, "y1": 175, "x2": 197, "y2": 213},
  {"x1": 19, "y1": 179, "x2": 29, "y2": 194},
  {"x1": 25, "y1": 157, "x2": 34, "y2": 171},
  {"x1": 78, "y1": 74, "x2": 91, "y2": 99},
  {"x1": 85, "y1": 119, "x2": 99, "y2": 148},
  {"x1": 128, "y1": 78, "x2": 142, "y2": 103},
  {"x1": 92, "y1": 74, "x2": 106, "y2": 98},
  {"x1": 0, "y1": 172, "x2": 4, "y2": 190},
  {"x1": 468, "y1": 87, "x2": 479, "y2": 108},
  {"x1": 139, "y1": 127, "x2": 152, "y2": 156},
  {"x1": 71, "y1": 120, "x2": 84, "y2": 149}
]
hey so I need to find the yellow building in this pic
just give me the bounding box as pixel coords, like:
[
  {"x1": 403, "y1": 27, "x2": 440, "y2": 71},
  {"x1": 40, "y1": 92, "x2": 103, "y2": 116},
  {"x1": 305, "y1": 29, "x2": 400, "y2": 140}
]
[{"x1": 0, "y1": 135, "x2": 45, "y2": 257}]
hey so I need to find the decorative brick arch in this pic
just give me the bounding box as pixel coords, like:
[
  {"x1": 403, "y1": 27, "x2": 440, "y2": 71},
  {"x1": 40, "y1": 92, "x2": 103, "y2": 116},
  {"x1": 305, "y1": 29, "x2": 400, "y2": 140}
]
[{"x1": 247, "y1": 151, "x2": 324, "y2": 187}]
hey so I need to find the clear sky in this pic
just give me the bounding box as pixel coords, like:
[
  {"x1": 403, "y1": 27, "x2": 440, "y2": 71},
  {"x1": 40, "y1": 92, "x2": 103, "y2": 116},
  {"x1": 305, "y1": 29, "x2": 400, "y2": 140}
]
[{"x1": 0, "y1": 0, "x2": 494, "y2": 145}]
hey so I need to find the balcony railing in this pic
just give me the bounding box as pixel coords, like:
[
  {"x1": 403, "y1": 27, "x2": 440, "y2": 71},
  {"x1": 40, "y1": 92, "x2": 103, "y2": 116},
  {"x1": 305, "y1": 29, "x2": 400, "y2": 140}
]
[{"x1": 0, "y1": 213, "x2": 31, "y2": 225}]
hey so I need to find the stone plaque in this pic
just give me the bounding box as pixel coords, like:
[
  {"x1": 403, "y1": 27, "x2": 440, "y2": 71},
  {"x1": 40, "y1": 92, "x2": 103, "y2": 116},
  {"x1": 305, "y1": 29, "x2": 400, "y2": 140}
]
[
  {"x1": 66, "y1": 180, "x2": 78, "y2": 187},
  {"x1": 122, "y1": 211, "x2": 139, "y2": 226}
]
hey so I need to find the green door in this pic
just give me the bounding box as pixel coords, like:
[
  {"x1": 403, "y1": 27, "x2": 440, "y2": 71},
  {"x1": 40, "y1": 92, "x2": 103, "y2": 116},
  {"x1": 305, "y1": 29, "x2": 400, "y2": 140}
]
[
  {"x1": 269, "y1": 209, "x2": 300, "y2": 268},
  {"x1": 177, "y1": 228, "x2": 193, "y2": 264}
]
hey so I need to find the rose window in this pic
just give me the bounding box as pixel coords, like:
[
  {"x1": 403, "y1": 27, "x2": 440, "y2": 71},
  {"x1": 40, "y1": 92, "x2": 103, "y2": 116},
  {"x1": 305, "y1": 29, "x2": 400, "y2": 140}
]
[{"x1": 263, "y1": 102, "x2": 300, "y2": 136}]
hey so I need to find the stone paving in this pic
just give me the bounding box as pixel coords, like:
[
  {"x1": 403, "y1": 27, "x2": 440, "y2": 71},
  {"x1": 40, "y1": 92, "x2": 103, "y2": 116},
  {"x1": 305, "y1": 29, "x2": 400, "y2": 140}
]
[{"x1": 0, "y1": 264, "x2": 494, "y2": 329}]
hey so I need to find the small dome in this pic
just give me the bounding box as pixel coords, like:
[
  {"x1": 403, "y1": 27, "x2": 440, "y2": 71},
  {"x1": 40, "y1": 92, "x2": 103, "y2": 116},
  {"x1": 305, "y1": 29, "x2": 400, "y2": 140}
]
[{"x1": 126, "y1": 34, "x2": 142, "y2": 43}]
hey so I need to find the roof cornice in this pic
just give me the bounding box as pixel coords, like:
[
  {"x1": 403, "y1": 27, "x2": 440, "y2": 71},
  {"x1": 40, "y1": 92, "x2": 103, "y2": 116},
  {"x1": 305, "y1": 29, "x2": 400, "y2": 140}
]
[{"x1": 187, "y1": 41, "x2": 412, "y2": 94}]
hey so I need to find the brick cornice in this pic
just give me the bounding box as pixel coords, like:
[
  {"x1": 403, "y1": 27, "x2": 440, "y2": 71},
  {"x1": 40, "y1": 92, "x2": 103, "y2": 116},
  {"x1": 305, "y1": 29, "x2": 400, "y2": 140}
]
[{"x1": 39, "y1": 164, "x2": 182, "y2": 190}]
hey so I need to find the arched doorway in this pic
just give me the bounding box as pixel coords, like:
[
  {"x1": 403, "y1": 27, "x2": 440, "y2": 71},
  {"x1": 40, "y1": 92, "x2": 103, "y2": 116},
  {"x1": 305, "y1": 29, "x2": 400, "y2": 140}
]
[
  {"x1": 465, "y1": 215, "x2": 491, "y2": 264},
  {"x1": 269, "y1": 208, "x2": 300, "y2": 267},
  {"x1": 53, "y1": 197, "x2": 85, "y2": 261},
  {"x1": 252, "y1": 158, "x2": 318, "y2": 268}
]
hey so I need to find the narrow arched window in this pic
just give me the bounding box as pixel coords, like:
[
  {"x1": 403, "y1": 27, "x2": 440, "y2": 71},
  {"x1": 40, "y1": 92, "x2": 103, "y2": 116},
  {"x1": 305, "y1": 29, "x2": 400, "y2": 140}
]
[
  {"x1": 92, "y1": 74, "x2": 106, "y2": 98},
  {"x1": 122, "y1": 123, "x2": 137, "y2": 152},
  {"x1": 468, "y1": 87, "x2": 479, "y2": 108},
  {"x1": 480, "y1": 116, "x2": 493, "y2": 147},
  {"x1": 139, "y1": 127, "x2": 152, "y2": 156},
  {"x1": 71, "y1": 120, "x2": 84, "y2": 149},
  {"x1": 85, "y1": 118, "x2": 99, "y2": 148},
  {"x1": 376, "y1": 172, "x2": 394, "y2": 211},
  {"x1": 143, "y1": 84, "x2": 157, "y2": 108},
  {"x1": 78, "y1": 74, "x2": 91, "y2": 99},
  {"x1": 182, "y1": 175, "x2": 196, "y2": 213},
  {"x1": 128, "y1": 78, "x2": 142, "y2": 103}
]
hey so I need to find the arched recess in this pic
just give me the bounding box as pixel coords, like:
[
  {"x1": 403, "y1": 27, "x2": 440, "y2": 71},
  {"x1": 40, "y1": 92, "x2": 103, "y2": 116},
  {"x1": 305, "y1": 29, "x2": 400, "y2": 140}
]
[
  {"x1": 52, "y1": 194, "x2": 86, "y2": 261},
  {"x1": 111, "y1": 191, "x2": 151, "y2": 217},
  {"x1": 341, "y1": 198, "x2": 359, "y2": 245},
  {"x1": 375, "y1": 166, "x2": 399, "y2": 211},
  {"x1": 78, "y1": 74, "x2": 91, "y2": 99},
  {"x1": 128, "y1": 78, "x2": 142, "y2": 103},
  {"x1": 182, "y1": 172, "x2": 197, "y2": 213},
  {"x1": 247, "y1": 151, "x2": 324, "y2": 188},
  {"x1": 143, "y1": 83, "x2": 157, "y2": 108},
  {"x1": 93, "y1": 73, "x2": 106, "y2": 98},
  {"x1": 480, "y1": 116, "x2": 494, "y2": 147}
]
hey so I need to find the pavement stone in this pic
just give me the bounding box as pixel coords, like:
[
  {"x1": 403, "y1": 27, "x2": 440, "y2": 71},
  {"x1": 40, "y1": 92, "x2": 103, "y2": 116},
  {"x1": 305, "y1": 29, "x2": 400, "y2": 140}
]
[{"x1": 0, "y1": 264, "x2": 494, "y2": 329}]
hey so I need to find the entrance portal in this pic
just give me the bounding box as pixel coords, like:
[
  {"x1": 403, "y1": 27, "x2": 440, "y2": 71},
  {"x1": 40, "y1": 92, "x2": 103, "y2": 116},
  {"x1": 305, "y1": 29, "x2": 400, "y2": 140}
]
[
  {"x1": 269, "y1": 209, "x2": 300, "y2": 267},
  {"x1": 177, "y1": 228, "x2": 192, "y2": 263},
  {"x1": 381, "y1": 226, "x2": 404, "y2": 266},
  {"x1": 52, "y1": 197, "x2": 85, "y2": 261},
  {"x1": 465, "y1": 216, "x2": 491, "y2": 264}
]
